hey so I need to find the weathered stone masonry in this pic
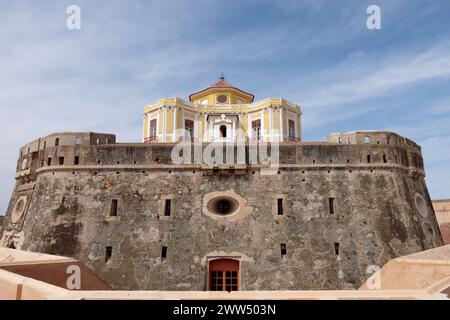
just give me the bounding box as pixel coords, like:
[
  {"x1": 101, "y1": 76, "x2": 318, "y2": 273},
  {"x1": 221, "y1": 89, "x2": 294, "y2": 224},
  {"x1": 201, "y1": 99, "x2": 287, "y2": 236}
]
[{"x1": 0, "y1": 131, "x2": 443, "y2": 290}]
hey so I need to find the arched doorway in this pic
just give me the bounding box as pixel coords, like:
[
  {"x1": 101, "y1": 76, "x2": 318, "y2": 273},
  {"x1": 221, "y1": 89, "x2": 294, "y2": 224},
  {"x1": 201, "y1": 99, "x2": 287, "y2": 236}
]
[
  {"x1": 209, "y1": 259, "x2": 239, "y2": 291},
  {"x1": 219, "y1": 125, "x2": 227, "y2": 138}
]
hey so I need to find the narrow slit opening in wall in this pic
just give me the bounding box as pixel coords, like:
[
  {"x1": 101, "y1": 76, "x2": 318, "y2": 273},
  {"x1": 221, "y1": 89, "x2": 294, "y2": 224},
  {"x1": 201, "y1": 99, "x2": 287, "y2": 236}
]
[
  {"x1": 164, "y1": 199, "x2": 171, "y2": 216},
  {"x1": 329, "y1": 198, "x2": 335, "y2": 214},
  {"x1": 277, "y1": 198, "x2": 283, "y2": 215},
  {"x1": 74, "y1": 156, "x2": 79, "y2": 165},
  {"x1": 334, "y1": 243, "x2": 340, "y2": 255},
  {"x1": 383, "y1": 155, "x2": 387, "y2": 163},
  {"x1": 59, "y1": 157, "x2": 64, "y2": 165},
  {"x1": 280, "y1": 243, "x2": 287, "y2": 256},
  {"x1": 367, "y1": 155, "x2": 371, "y2": 163},
  {"x1": 55, "y1": 138, "x2": 60, "y2": 146},
  {"x1": 161, "y1": 246, "x2": 167, "y2": 261},
  {"x1": 110, "y1": 199, "x2": 118, "y2": 217},
  {"x1": 43, "y1": 141, "x2": 46, "y2": 149},
  {"x1": 105, "y1": 246, "x2": 112, "y2": 263},
  {"x1": 27, "y1": 147, "x2": 30, "y2": 154}
]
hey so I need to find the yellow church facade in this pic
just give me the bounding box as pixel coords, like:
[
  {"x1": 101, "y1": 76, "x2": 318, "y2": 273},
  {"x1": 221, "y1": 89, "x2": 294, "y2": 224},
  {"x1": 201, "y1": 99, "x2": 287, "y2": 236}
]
[{"x1": 143, "y1": 76, "x2": 302, "y2": 143}]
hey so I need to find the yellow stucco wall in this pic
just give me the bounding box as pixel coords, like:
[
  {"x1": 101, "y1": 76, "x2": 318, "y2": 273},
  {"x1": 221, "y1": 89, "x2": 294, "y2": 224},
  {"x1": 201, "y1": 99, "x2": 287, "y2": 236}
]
[
  {"x1": 191, "y1": 88, "x2": 253, "y2": 105},
  {"x1": 143, "y1": 97, "x2": 301, "y2": 142}
]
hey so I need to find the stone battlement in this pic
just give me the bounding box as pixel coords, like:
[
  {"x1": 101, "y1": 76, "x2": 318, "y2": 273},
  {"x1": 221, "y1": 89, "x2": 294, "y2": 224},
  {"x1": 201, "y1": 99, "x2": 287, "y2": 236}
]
[{"x1": 15, "y1": 131, "x2": 425, "y2": 184}]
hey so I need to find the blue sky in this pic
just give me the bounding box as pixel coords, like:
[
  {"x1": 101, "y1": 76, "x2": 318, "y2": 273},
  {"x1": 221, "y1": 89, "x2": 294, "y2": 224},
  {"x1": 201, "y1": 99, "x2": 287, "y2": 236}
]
[{"x1": 1, "y1": 0, "x2": 450, "y2": 213}]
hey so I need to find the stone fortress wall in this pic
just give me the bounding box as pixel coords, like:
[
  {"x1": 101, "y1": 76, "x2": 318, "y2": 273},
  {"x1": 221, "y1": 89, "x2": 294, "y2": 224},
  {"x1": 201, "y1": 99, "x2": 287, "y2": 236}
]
[{"x1": 0, "y1": 130, "x2": 443, "y2": 290}]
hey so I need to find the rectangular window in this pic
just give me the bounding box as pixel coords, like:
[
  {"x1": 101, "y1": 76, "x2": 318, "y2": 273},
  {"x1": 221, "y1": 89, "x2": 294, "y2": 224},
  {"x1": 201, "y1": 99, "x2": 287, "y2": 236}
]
[
  {"x1": 161, "y1": 246, "x2": 167, "y2": 261},
  {"x1": 383, "y1": 154, "x2": 387, "y2": 163},
  {"x1": 209, "y1": 268, "x2": 239, "y2": 292},
  {"x1": 96, "y1": 138, "x2": 100, "y2": 144},
  {"x1": 59, "y1": 157, "x2": 64, "y2": 165},
  {"x1": 334, "y1": 243, "x2": 340, "y2": 255},
  {"x1": 75, "y1": 137, "x2": 81, "y2": 145},
  {"x1": 74, "y1": 156, "x2": 79, "y2": 165},
  {"x1": 55, "y1": 138, "x2": 60, "y2": 146},
  {"x1": 251, "y1": 119, "x2": 261, "y2": 140},
  {"x1": 288, "y1": 119, "x2": 295, "y2": 139},
  {"x1": 329, "y1": 198, "x2": 335, "y2": 215},
  {"x1": 164, "y1": 199, "x2": 171, "y2": 216},
  {"x1": 105, "y1": 246, "x2": 112, "y2": 263},
  {"x1": 47, "y1": 157, "x2": 52, "y2": 166},
  {"x1": 277, "y1": 198, "x2": 283, "y2": 215},
  {"x1": 367, "y1": 155, "x2": 371, "y2": 163},
  {"x1": 185, "y1": 120, "x2": 194, "y2": 139},
  {"x1": 364, "y1": 136, "x2": 369, "y2": 143},
  {"x1": 280, "y1": 243, "x2": 287, "y2": 256},
  {"x1": 110, "y1": 199, "x2": 118, "y2": 217},
  {"x1": 149, "y1": 119, "x2": 157, "y2": 140}
]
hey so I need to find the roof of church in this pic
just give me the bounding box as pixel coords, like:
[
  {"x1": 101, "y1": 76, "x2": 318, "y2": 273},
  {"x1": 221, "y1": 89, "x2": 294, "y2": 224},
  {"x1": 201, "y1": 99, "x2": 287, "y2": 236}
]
[{"x1": 188, "y1": 74, "x2": 255, "y2": 102}]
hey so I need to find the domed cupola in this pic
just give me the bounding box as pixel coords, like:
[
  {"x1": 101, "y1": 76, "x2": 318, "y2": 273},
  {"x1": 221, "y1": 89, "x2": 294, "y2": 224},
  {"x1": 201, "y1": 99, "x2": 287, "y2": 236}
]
[{"x1": 188, "y1": 74, "x2": 254, "y2": 105}]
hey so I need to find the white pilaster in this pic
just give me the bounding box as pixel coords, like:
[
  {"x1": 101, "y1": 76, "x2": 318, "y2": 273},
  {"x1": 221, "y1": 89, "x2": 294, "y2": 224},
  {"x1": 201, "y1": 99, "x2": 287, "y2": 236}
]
[
  {"x1": 269, "y1": 106, "x2": 273, "y2": 142},
  {"x1": 173, "y1": 106, "x2": 178, "y2": 142},
  {"x1": 162, "y1": 106, "x2": 167, "y2": 142},
  {"x1": 194, "y1": 112, "x2": 198, "y2": 140},
  {"x1": 279, "y1": 108, "x2": 284, "y2": 142},
  {"x1": 260, "y1": 110, "x2": 265, "y2": 142},
  {"x1": 203, "y1": 113, "x2": 208, "y2": 141},
  {"x1": 247, "y1": 112, "x2": 252, "y2": 140},
  {"x1": 232, "y1": 117, "x2": 236, "y2": 141}
]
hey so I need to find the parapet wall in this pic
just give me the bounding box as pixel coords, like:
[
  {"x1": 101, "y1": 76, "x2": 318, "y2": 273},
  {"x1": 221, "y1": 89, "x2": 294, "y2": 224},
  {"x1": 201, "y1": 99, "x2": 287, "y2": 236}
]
[
  {"x1": 0, "y1": 131, "x2": 443, "y2": 291},
  {"x1": 14, "y1": 131, "x2": 425, "y2": 183}
]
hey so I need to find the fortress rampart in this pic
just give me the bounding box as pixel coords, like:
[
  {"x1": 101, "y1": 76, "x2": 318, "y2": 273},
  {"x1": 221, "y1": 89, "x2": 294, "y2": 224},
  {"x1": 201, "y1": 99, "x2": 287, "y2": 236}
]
[
  {"x1": 15, "y1": 131, "x2": 423, "y2": 177},
  {"x1": 0, "y1": 131, "x2": 443, "y2": 290}
]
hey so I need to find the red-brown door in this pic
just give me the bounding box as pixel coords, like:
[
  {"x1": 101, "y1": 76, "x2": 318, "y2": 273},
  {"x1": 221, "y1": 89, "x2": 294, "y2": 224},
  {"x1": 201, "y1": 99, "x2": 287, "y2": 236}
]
[{"x1": 209, "y1": 259, "x2": 239, "y2": 292}]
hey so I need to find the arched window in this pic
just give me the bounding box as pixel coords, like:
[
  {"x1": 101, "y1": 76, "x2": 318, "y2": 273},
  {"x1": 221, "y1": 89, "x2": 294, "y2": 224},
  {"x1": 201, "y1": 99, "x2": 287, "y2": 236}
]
[
  {"x1": 220, "y1": 125, "x2": 227, "y2": 138},
  {"x1": 209, "y1": 259, "x2": 239, "y2": 291}
]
